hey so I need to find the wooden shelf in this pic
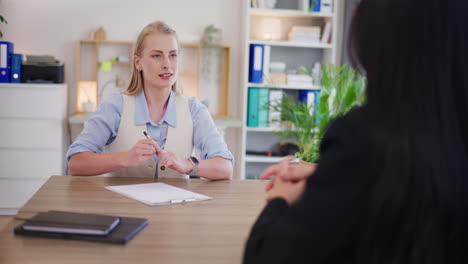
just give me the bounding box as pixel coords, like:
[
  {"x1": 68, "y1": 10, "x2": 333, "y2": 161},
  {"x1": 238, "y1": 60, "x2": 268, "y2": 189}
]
[
  {"x1": 179, "y1": 43, "x2": 231, "y2": 117},
  {"x1": 97, "y1": 61, "x2": 132, "y2": 66},
  {"x1": 76, "y1": 39, "x2": 135, "y2": 111},
  {"x1": 249, "y1": 8, "x2": 334, "y2": 18},
  {"x1": 68, "y1": 112, "x2": 92, "y2": 124},
  {"x1": 211, "y1": 117, "x2": 243, "y2": 128},
  {"x1": 182, "y1": 42, "x2": 230, "y2": 49},
  {"x1": 249, "y1": 40, "x2": 332, "y2": 49},
  {"x1": 180, "y1": 72, "x2": 198, "y2": 77}
]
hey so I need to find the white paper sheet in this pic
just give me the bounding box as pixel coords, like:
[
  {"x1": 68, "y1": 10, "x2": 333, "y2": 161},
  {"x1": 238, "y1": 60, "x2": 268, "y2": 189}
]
[{"x1": 105, "y1": 183, "x2": 212, "y2": 206}]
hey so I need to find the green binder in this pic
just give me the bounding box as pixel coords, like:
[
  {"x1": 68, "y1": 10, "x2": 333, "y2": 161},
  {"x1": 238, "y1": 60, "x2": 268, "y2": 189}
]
[
  {"x1": 247, "y1": 87, "x2": 260, "y2": 127},
  {"x1": 258, "y1": 88, "x2": 269, "y2": 127}
]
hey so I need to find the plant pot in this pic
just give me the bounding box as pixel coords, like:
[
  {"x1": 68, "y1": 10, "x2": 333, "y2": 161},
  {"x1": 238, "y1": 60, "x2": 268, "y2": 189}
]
[{"x1": 298, "y1": 159, "x2": 317, "y2": 167}]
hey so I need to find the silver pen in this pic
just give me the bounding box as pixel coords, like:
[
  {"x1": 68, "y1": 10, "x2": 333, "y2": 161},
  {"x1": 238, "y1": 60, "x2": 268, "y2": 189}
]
[{"x1": 143, "y1": 131, "x2": 165, "y2": 170}]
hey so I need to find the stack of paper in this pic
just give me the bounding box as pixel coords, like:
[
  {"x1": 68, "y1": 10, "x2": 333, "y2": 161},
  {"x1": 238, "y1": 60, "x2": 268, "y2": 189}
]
[
  {"x1": 287, "y1": 74, "x2": 313, "y2": 87},
  {"x1": 105, "y1": 183, "x2": 213, "y2": 206}
]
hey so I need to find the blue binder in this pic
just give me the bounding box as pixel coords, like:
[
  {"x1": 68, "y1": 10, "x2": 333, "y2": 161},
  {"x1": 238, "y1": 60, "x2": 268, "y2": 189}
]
[
  {"x1": 248, "y1": 44, "x2": 264, "y2": 83},
  {"x1": 0, "y1": 41, "x2": 13, "y2": 83},
  {"x1": 298, "y1": 90, "x2": 318, "y2": 116},
  {"x1": 310, "y1": 0, "x2": 321, "y2": 12},
  {"x1": 10, "y1": 53, "x2": 22, "y2": 83}
]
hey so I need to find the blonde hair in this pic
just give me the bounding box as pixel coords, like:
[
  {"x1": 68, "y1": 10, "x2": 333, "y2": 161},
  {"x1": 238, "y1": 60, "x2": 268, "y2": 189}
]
[{"x1": 123, "y1": 21, "x2": 182, "y2": 96}]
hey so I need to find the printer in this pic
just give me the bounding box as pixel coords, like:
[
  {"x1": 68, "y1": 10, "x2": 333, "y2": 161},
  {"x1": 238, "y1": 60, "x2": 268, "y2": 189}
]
[{"x1": 22, "y1": 55, "x2": 64, "y2": 83}]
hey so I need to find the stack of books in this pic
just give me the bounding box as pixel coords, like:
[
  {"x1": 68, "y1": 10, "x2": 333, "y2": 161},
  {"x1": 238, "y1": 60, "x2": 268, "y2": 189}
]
[
  {"x1": 287, "y1": 74, "x2": 314, "y2": 88},
  {"x1": 14, "y1": 210, "x2": 147, "y2": 244},
  {"x1": 288, "y1": 26, "x2": 321, "y2": 44},
  {"x1": 268, "y1": 62, "x2": 287, "y2": 85}
]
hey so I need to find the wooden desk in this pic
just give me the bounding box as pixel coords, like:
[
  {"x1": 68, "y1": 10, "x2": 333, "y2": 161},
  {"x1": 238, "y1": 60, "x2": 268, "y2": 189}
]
[{"x1": 0, "y1": 176, "x2": 267, "y2": 264}]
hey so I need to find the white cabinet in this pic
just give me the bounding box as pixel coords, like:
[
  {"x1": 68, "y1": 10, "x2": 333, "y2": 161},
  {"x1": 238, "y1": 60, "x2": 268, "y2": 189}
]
[{"x1": 0, "y1": 83, "x2": 67, "y2": 215}]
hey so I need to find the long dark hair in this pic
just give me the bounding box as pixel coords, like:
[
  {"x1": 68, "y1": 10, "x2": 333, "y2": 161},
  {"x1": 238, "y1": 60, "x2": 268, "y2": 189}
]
[{"x1": 349, "y1": 0, "x2": 468, "y2": 263}]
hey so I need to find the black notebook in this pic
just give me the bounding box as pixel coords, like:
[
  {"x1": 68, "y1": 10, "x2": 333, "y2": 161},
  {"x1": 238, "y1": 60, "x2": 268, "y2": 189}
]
[
  {"x1": 15, "y1": 214, "x2": 148, "y2": 244},
  {"x1": 20, "y1": 211, "x2": 120, "y2": 235}
]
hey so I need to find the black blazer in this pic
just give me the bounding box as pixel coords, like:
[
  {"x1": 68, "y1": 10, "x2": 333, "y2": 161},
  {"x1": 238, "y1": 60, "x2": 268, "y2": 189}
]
[{"x1": 243, "y1": 107, "x2": 385, "y2": 264}]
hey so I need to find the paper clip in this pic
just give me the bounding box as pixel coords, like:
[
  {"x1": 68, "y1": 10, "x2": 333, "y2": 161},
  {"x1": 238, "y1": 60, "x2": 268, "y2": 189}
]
[{"x1": 169, "y1": 198, "x2": 197, "y2": 204}]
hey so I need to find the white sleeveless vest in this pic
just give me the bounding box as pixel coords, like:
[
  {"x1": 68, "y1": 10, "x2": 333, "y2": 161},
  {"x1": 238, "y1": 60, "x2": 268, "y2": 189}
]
[{"x1": 105, "y1": 93, "x2": 193, "y2": 178}]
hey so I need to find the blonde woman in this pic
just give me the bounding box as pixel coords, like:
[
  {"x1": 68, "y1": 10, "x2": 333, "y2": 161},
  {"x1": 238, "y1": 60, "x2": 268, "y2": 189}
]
[{"x1": 67, "y1": 21, "x2": 233, "y2": 179}]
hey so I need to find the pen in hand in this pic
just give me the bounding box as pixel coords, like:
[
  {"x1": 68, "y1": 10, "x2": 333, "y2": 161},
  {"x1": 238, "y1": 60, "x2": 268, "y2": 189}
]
[{"x1": 143, "y1": 131, "x2": 165, "y2": 171}]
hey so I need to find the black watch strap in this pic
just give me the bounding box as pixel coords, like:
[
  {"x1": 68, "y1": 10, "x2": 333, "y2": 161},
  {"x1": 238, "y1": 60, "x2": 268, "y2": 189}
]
[{"x1": 188, "y1": 156, "x2": 199, "y2": 176}]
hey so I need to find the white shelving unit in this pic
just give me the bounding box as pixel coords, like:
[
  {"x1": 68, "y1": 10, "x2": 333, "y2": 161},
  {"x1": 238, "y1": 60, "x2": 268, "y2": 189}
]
[
  {"x1": 249, "y1": 40, "x2": 333, "y2": 49},
  {"x1": 249, "y1": 8, "x2": 334, "y2": 18},
  {"x1": 247, "y1": 82, "x2": 321, "y2": 90},
  {"x1": 239, "y1": 0, "x2": 344, "y2": 179},
  {"x1": 245, "y1": 155, "x2": 284, "y2": 163},
  {"x1": 246, "y1": 127, "x2": 284, "y2": 132}
]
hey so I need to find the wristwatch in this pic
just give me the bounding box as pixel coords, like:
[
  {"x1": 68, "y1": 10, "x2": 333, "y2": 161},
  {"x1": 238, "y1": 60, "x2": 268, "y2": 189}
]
[{"x1": 187, "y1": 156, "x2": 199, "y2": 176}]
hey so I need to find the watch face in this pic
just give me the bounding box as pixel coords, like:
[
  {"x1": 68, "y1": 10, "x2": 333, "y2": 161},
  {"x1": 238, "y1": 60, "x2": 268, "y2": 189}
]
[{"x1": 190, "y1": 156, "x2": 199, "y2": 164}]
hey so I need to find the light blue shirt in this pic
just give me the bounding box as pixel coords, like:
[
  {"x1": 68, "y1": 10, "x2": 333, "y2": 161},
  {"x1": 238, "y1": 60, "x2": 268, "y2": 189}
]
[{"x1": 67, "y1": 90, "x2": 234, "y2": 175}]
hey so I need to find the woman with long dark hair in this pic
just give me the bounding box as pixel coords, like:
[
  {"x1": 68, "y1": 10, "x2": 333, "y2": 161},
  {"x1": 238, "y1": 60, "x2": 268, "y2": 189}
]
[{"x1": 243, "y1": 0, "x2": 468, "y2": 263}]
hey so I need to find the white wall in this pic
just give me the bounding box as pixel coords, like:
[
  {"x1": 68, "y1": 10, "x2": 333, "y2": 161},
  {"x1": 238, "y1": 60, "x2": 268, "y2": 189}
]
[{"x1": 0, "y1": 0, "x2": 244, "y2": 177}]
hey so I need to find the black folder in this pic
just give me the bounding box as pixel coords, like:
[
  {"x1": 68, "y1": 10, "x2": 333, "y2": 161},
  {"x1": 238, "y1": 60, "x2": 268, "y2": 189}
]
[
  {"x1": 20, "y1": 210, "x2": 121, "y2": 235},
  {"x1": 15, "y1": 215, "x2": 148, "y2": 244}
]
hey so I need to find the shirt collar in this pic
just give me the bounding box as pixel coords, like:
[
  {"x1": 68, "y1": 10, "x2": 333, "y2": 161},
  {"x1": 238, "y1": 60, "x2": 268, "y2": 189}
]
[{"x1": 134, "y1": 90, "x2": 177, "y2": 127}]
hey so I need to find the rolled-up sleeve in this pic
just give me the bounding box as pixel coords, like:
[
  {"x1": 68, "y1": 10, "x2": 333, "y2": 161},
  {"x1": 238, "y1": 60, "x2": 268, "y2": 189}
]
[
  {"x1": 66, "y1": 93, "x2": 123, "y2": 160},
  {"x1": 189, "y1": 98, "x2": 234, "y2": 163}
]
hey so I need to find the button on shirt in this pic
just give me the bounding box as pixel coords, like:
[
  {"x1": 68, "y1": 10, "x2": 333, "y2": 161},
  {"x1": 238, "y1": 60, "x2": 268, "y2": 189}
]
[{"x1": 67, "y1": 90, "x2": 234, "y2": 177}]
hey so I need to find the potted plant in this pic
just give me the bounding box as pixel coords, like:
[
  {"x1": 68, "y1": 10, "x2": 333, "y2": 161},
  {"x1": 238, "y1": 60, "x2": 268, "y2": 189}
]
[
  {"x1": 269, "y1": 63, "x2": 366, "y2": 163},
  {"x1": 268, "y1": 95, "x2": 316, "y2": 157},
  {"x1": 201, "y1": 24, "x2": 222, "y2": 46}
]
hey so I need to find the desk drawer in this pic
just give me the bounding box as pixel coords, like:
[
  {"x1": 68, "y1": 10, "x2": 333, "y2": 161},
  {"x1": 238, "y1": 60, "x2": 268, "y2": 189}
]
[
  {"x1": 0, "y1": 149, "x2": 63, "y2": 179},
  {"x1": 0, "y1": 178, "x2": 49, "y2": 215},
  {"x1": 0, "y1": 119, "x2": 63, "y2": 149},
  {"x1": 0, "y1": 84, "x2": 66, "y2": 119}
]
